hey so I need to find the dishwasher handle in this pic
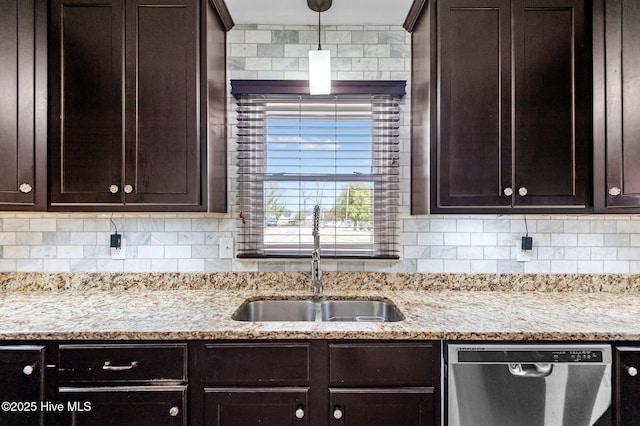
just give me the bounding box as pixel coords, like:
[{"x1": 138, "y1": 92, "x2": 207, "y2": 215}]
[{"x1": 508, "y1": 363, "x2": 553, "y2": 378}]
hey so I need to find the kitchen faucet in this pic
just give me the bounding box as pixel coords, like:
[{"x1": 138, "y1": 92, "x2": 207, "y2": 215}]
[{"x1": 311, "y1": 204, "x2": 322, "y2": 295}]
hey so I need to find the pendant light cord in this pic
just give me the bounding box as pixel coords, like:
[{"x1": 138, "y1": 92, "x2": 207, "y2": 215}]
[{"x1": 317, "y1": 10, "x2": 322, "y2": 50}]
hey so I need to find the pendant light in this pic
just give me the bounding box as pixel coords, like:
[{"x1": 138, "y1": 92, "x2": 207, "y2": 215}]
[{"x1": 307, "y1": 0, "x2": 332, "y2": 95}]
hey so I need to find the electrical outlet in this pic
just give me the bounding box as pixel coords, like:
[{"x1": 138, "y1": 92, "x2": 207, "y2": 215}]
[
  {"x1": 111, "y1": 238, "x2": 126, "y2": 260},
  {"x1": 219, "y1": 237, "x2": 234, "y2": 259},
  {"x1": 515, "y1": 240, "x2": 530, "y2": 262}
]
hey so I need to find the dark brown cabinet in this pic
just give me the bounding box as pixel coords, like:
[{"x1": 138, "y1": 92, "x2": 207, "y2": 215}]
[
  {"x1": 0, "y1": 0, "x2": 47, "y2": 210},
  {"x1": 201, "y1": 342, "x2": 314, "y2": 426},
  {"x1": 0, "y1": 345, "x2": 48, "y2": 425},
  {"x1": 49, "y1": 0, "x2": 205, "y2": 211},
  {"x1": 327, "y1": 342, "x2": 437, "y2": 426},
  {"x1": 198, "y1": 341, "x2": 439, "y2": 426},
  {"x1": 411, "y1": 0, "x2": 590, "y2": 213},
  {"x1": 328, "y1": 390, "x2": 434, "y2": 426},
  {"x1": 615, "y1": 346, "x2": 640, "y2": 425},
  {"x1": 205, "y1": 389, "x2": 309, "y2": 426},
  {"x1": 593, "y1": 0, "x2": 640, "y2": 212},
  {"x1": 57, "y1": 343, "x2": 188, "y2": 425}
]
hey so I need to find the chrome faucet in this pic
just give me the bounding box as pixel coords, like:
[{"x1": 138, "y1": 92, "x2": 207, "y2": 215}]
[{"x1": 311, "y1": 204, "x2": 322, "y2": 295}]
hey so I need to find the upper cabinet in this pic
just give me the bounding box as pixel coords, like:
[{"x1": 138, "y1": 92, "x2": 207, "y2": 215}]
[
  {"x1": 409, "y1": 0, "x2": 591, "y2": 214},
  {"x1": 593, "y1": 0, "x2": 640, "y2": 212},
  {"x1": 49, "y1": 0, "x2": 219, "y2": 211},
  {"x1": 0, "y1": 0, "x2": 47, "y2": 210}
]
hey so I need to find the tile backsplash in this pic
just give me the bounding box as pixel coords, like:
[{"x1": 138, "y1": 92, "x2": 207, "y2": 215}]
[
  {"x1": 1, "y1": 213, "x2": 640, "y2": 274},
  {"x1": 1, "y1": 24, "x2": 639, "y2": 274}
]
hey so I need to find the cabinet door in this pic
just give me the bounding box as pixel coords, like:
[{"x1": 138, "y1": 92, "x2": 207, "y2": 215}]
[
  {"x1": 204, "y1": 388, "x2": 309, "y2": 426},
  {"x1": 49, "y1": 0, "x2": 124, "y2": 206},
  {"x1": 512, "y1": 0, "x2": 589, "y2": 208},
  {"x1": 123, "y1": 0, "x2": 202, "y2": 208},
  {"x1": 615, "y1": 347, "x2": 640, "y2": 425},
  {"x1": 0, "y1": 0, "x2": 46, "y2": 210},
  {"x1": 59, "y1": 386, "x2": 187, "y2": 426},
  {"x1": 329, "y1": 389, "x2": 435, "y2": 426},
  {"x1": 595, "y1": 0, "x2": 640, "y2": 211},
  {"x1": 435, "y1": 0, "x2": 512, "y2": 209},
  {"x1": 0, "y1": 345, "x2": 46, "y2": 425}
]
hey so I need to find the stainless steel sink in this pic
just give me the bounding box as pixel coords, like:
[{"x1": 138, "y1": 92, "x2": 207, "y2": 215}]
[
  {"x1": 231, "y1": 300, "x2": 316, "y2": 321},
  {"x1": 232, "y1": 298, "x2": 402, "y2": 322},
  {"x1": 320, "y1": 300, "x2": 403, "y2": 322}
]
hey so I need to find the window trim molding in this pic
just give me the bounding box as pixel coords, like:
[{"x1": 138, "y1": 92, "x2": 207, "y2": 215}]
[{"x1": 231, "y1": 80, "x2": 406, "y2": 99}]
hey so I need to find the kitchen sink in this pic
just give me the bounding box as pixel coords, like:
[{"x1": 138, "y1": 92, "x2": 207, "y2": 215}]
[
  {"x1": 232, "y1": 298, "x2": 403, "y2": 322},
  {"x1": 231, "y1": 300, "x2": 316, "y2": 321},
  {"x1": 320, "y1": 300, "x2": 403, "y2": 322}
]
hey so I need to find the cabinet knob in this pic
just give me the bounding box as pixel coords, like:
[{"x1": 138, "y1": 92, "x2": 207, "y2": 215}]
[
  {"x1": 124, "y1": 184, "x2": 134, "y2": 194},
  {"x1": 626, "y1": 366, "x2": 638, "y2": 377},
  {"x1": 518, "y1": 187, "x2": 528, "y2": 197},
  {"x1": 19, "y1": 183, "x2": 33, "y2": 194},
  {"x1": 22, "y1": 364, "x2": 37, "y2": 375},
  {"x1": 608, "y1": 187, "x2": 621, "y2": 196},
  {"x1": 295, "y1": 406, "x2": 305, "y2": 419},
  {"x1": 503, "y1": 187, "x2": 513, "y2": 196},
  {"x1": 169, "y1": 406, "x2": 180, "y2": 417},
  {"x1": 109, "y1": 185, "x2": 119, "y2": 194},
  {"x1": 333, "y1": 406, "x2": 343, "y2": 420}
]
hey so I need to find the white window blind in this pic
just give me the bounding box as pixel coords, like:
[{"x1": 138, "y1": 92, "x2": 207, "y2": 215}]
[{"x1": 235, "y1": 90, "x2": 400, "y2": 259}]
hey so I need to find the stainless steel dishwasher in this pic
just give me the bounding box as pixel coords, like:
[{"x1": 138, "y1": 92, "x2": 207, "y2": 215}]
[{"x1": 446, "y1": 343, "x2": 612, "y2": 426}]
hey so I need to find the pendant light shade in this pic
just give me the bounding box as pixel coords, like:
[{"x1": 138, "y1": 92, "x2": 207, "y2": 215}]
[
  {"x1": 308, "y1": 0, "x2": 332, "y2": 95},
  {"x1": 309, "y1": 50, "x2": 331, "y2": 95}
]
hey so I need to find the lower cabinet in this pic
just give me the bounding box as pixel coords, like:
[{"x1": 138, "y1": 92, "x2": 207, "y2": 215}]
[
  {"x1": 615, "y1": 346, "x2": 640, "y2": 425},
  {"x1": 0, "y1": 345, "x2": 48, "y2": 425},
  {"x1": 57, "y1": 343, "x2": 188, "y2": 425},
  {"x1": 328, "y1": 389, "x2": 434, "y2": 426},
  {"x1": 327, "y1": 342, "x2": 437, "y2": 426},
  {"x1": 58, "y1": 386, "x2": 187, "y2": 425},
  {"x1": 198, "y1": 340, "x2": 440, "y2": 426},
  {"x1": 0, "y1": 339, "x2": 439, "y2": 425},
  {"x1": 204, "y1": 388, "x2": 309, "y2": 426}
]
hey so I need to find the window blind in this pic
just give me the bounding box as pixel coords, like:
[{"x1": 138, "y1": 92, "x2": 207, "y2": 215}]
[{"x1": 235, "y1": 93, "x2": 400, "y2": 259}]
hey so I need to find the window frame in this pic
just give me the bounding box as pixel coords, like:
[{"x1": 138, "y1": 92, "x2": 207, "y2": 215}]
[{"x1": 232, "y1": 80, "x2": 406, "y2": 259}]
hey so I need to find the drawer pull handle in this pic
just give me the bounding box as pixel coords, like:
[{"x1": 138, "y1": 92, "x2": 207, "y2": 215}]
[
  {"x1": 333, "y1": 406, "x2": 343, "y2": 420},
  {"x1": 503, "y1": 187, "x2": 513, "y2": 196},
  {"x1": 109, "y1": 185, "x2": 119, "y2": 194},
  {"x1": 609, "y1": 187, "x2": 621, "y2": 196},
  {"x1": 102, "y1": 360, "x2": 138, "y2": 371},
  {"x1": 518, "y1": 187, "x2": 528, "y2": 197},
  {"x1": 295, "y1": 406, "x2": 305, "y2": 419},
  {"x1": 23, "y1": 363, "x2": 37, "y2": 375},
  {"x1": 124, "y1": 184, "x2": 134, "y2": 194},
  {"x1": 169, "y1": 406, "x2": 180, "y2": 417},
  {"x1": 626, "y1": 366, "x2": 638, "y2": 377}
]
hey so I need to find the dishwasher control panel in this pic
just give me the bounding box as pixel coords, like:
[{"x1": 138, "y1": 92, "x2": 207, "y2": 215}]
[{"x1": 456, "y1": 348, "x2": 607, "y2": 363}]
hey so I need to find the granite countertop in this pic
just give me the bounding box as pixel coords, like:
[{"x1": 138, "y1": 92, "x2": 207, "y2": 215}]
[{"x1": 0, "y1": 272, "x2": 639, "y2": 341}]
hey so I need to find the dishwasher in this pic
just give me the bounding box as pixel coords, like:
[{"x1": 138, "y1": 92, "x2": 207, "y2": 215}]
[{"x1": 446, "y1": 343, "x2": 612, "y2": 426}]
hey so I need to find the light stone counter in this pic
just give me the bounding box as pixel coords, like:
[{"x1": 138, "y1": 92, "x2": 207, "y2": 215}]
[{"x1": 0, "y1": 272, "x2": 638, "y2": 341}]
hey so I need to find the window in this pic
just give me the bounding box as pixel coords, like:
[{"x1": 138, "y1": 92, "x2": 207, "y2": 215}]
[{"x1": 233, "y1": 81, "x2": 404, "y2": 259}]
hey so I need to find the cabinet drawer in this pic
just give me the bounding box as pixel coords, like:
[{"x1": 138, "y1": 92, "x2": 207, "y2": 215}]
[
  {"x1": 329, "y1": 342, "x2": 435, "y2": 387},
  {"x1": 59, "y1": 343, "x2": 187, "y2": 384},
  {"x1": 204, "y1": 342, "x2": 310, "y2": 385}
]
